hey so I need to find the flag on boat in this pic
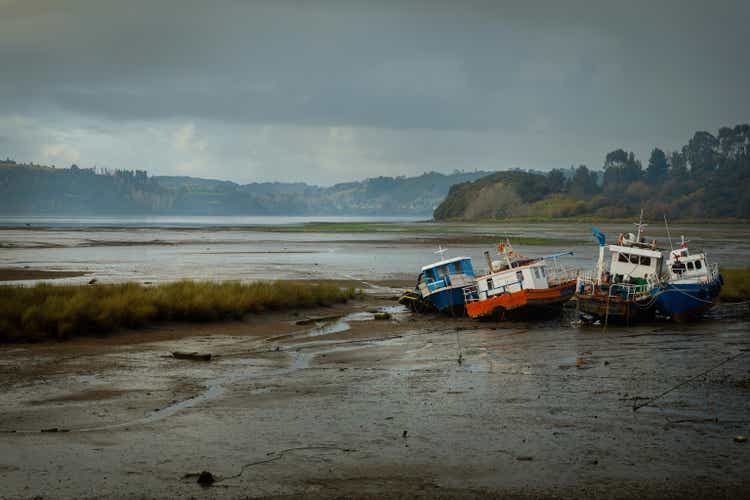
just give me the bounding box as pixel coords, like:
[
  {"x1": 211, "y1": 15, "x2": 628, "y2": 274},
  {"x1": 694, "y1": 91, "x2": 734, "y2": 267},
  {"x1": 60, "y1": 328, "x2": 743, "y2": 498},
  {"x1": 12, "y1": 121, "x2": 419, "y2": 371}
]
[{"x1": 592, "y1": 227, "x2": 606, "y2": 247}]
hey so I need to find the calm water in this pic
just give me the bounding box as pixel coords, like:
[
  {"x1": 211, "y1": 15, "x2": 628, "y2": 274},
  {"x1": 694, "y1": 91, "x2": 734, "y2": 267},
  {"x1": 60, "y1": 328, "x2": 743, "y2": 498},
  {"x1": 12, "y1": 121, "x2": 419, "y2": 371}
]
[
  {"x1": 1, "y1": 217, "x2": 748, "y2": 285},
  {"x1": 0, "y1": 215, "x2": 423, "y2": 228}
]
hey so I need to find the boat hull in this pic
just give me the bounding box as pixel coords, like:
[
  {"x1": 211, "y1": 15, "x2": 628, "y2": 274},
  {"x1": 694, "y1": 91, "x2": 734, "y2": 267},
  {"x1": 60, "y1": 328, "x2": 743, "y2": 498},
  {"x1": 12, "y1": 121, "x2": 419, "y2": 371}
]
[
  {"x1": 425, "y1": 286, "x2": 469, "y2": 314},
  {"x1": 653, "y1": 275, "x2": 723, "y2": 322},
  {"x1": 575, "y1": 293, "x2": 655, "y2": 324},
  {"x1": 466, "y1": 280, "x2": 576, "y2": 320}
]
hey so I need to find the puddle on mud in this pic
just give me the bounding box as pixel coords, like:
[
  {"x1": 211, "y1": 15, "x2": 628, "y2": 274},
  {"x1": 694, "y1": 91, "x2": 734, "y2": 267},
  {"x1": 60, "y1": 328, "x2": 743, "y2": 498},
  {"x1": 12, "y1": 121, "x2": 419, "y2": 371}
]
[
  {"x1": 306, "y1": 305, "x2": 408, "y2": 337},
  {"x1": 35, "y1": 308, "x2": 408, "y2": 433},
  {"x1": 307, "y1": 312, "x2": 374, "y2": 336}
]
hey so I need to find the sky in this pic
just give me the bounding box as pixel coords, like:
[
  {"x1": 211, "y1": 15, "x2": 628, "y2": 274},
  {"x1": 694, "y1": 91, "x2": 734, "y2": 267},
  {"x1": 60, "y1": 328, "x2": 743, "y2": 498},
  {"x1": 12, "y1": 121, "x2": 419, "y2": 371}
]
[{"x1": 1, "y1": 0, "x2": 748, "y2": 185}]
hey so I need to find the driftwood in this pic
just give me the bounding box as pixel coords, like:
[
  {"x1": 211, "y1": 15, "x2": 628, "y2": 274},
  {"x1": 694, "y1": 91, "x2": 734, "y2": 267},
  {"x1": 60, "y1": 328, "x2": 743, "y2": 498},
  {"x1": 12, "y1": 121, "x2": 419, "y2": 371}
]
[{"x1": 172, "y1": 351, "x2": 212, "y2": 362}]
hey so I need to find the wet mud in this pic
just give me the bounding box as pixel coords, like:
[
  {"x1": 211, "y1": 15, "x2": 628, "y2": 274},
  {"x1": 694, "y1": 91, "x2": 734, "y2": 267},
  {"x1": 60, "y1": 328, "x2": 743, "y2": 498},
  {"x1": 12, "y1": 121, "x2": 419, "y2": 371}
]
[{"x1": 1, "y1": 297, "x2": 748, "y2": 499}]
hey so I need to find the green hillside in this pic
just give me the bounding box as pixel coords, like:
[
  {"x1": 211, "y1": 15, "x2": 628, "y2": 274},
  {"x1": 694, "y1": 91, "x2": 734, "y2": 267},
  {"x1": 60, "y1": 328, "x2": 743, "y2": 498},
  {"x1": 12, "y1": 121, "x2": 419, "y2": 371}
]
[
  {"x1": 434, "y1": 124, "x2": 750, "y2": 221},
  {"x1": 0, "y1": 161, "x2": 490, "y2": 216}
]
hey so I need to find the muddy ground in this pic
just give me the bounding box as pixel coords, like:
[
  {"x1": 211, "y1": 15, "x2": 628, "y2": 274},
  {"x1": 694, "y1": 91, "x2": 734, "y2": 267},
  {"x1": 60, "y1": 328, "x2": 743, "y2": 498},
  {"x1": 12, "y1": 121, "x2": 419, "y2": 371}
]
[{"x1": 1, "y1": 294, "x2": 749, "y2": 499}]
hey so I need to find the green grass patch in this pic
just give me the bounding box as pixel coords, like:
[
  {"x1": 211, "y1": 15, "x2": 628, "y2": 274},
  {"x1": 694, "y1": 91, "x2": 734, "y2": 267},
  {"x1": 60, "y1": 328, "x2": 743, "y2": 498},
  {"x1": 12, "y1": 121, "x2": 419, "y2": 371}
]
[
  {"x1": 0, "y1": 280, "x2": 358, "y2": 342},
  {"x1": 720, "y1": 268, "x2": 750, "y2": 302}
]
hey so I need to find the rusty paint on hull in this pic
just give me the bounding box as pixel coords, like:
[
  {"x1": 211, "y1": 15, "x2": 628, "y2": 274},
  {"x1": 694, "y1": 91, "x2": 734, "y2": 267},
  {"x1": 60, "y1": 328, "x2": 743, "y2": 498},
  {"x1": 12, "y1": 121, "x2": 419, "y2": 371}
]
[
  {"x1": 466, "y1": 280, "x2": 576, "y2": 319},
  {"x1": 575, "y1": 293, "x2": 655, "y2": 323}
]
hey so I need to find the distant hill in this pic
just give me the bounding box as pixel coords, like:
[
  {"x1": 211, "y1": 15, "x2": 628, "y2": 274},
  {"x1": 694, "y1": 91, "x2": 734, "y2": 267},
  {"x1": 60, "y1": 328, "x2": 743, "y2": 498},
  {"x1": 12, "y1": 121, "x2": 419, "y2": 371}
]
[
  {"x1": 0, "y1": 161, "x2": 491, "y2": 216},
  {"x1": 434, "y1": 124, "x2": 750, "y2": 221}
]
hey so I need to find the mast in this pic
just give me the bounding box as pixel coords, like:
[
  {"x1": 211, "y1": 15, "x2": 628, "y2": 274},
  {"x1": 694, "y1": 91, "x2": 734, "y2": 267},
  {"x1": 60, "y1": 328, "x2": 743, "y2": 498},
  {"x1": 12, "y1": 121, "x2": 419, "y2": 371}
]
[
  {"x1": 634, "y1": 208, "x2": 647, "y2": 242},
  {"x1": 504, "y1": 238, "x2": 513, "y2": 269},
  {"x1": 663, "y1": 214, "x2": 674, "y2": 252},
  {"x1": 434, "y1": 245, "x2": 448, "y2": 260}
]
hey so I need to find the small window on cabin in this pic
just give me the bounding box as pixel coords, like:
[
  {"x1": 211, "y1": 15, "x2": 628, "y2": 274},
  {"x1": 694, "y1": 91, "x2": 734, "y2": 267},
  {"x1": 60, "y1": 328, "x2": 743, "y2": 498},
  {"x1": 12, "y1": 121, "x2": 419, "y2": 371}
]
[
  {"x1": 487, "y1": 278, "x2": 493, "y2": 289},
  {"x1": 516, "y1": 271, "x2": 524, "y2": 282},
  {"x1": 618, "y1": 253, "x2": 629, "y2": 263},
  {"x1": 533, "y1": 268, "x2": 540, "y2": 279},
  {"x1": 681, "y1": 250, "x2": 688, "y2": 257},
  {"x1": 695, "y1": 260, "x2": 702, "y2": 270},
  {"x1": 437, "y1": 265, "x2": 449, "y2": 278},
  {"x1": 540, "y1": 267, "x2": 546, "y2": 276},
  {"x1": 640, "y1": 256, "x2": 651, "y2": 266},
  {"x1": 454, "y1": 261, "x2": 463, "y2": 273},
  {"x1": 687, "y1": 262, "x2": 694, "y2": 271},
  {"x1": 629, "y1": 254, "x2": 639, "y2": 264}
]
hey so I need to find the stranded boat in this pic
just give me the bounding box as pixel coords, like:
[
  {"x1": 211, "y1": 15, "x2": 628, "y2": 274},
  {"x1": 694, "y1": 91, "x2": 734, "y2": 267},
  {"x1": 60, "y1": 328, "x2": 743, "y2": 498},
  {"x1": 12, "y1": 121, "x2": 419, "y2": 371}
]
[
  {"x1": 576, "y1": 217, "x2": 663, "y2": 324},
  {"x1": 407, "y1": 247, "x2": 476, "y2": 314},
  {"x1": 463, "y1": 241, "x2": 577, "y2": 320},
  {"x1": 652, "y1": 236, "x2": 723, "y2": 321}
]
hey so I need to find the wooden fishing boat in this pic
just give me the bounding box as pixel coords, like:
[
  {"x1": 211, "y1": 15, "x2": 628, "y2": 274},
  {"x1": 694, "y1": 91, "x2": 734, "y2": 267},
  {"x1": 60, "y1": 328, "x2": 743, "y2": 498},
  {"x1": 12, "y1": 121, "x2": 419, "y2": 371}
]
[
  {"x1": 652, "y1": 236, "x2": 723, "y2": 322},
  {"x1": 575, "y1": 213, "x2": 662, "y2": 324},
  {"x1": 464, "y1": 241, "x2": 577, "y2": 320}
]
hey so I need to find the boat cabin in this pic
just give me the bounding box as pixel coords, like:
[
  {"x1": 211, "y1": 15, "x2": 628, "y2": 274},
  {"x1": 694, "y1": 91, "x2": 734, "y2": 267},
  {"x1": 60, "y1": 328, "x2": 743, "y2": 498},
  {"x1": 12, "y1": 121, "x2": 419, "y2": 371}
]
[
  {"x1": 417, "y1": 257, "x2": 475, "y2": 295},
  {"x1": 607, "y1": 244, "x2": 663, "y2": 283},
  {"x1": 474, "y1": 261, "x2": 548, "y2": 300},
  {"x1": 667, "y1": 247, "x2": 709, "y2": 281}
]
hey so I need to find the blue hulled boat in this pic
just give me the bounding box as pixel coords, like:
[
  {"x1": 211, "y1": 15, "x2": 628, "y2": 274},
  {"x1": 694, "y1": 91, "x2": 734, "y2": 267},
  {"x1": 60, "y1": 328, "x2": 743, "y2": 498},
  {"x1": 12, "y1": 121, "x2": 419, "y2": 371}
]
[
  {"x1": 653, "y1": 237, "x2": 723, "y2": 321},
  {"x1": 414, "y1": 249, "x2": 476, "y2": 314}
]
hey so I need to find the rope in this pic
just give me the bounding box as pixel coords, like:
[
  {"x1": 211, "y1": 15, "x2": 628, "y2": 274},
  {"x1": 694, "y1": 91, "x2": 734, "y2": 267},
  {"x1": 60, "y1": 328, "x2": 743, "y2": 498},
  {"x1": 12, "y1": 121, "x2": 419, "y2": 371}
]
[{"x1": 633, "y1": 351, "x2": 746, "y2": 411}]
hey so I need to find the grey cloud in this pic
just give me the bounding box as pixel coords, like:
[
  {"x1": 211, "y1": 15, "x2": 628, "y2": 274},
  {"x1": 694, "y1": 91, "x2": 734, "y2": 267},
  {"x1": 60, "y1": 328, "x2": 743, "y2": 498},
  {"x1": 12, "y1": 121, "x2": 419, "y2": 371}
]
[{"x1": 0, "y1": 0, "x2": 748, "y2": 183}]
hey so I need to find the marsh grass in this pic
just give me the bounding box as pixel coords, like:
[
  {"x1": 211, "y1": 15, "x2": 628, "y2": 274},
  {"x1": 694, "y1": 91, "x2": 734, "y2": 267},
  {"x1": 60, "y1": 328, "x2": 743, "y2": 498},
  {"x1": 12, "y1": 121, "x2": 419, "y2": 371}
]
[
  {"x1": 720, "y1": 268, "x2": 750, "y2": 302},
  {"x1": 0, "y1": 280, "x2": 358, "y2": 342}
]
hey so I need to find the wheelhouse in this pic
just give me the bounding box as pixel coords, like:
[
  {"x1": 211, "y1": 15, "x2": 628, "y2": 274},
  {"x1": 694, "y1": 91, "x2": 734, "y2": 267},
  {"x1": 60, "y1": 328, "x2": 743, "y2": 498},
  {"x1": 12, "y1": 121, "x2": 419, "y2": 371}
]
[
  {"x1": 417, "y1": 257, "x2": 475, "y2": 295},
  {"x1": 667, "y1": 247, "x2": 712, "y2": 281},
  {"x1": 607, "y1": 244, "x2": 663, "y2": 283}
]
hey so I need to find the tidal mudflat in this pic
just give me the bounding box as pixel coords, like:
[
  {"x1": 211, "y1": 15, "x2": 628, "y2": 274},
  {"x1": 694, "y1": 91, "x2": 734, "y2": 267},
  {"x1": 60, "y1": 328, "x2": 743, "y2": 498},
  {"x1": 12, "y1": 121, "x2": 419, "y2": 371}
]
[
  {"x1": 1, "y1": 219, "x2": 749, "y2": 498},
  {"x1": 1, "y1": 291, "x2": 748, "y2": 499},
  {"x1": 2, "y1": 220, "x2": 749, "y2": 286}
]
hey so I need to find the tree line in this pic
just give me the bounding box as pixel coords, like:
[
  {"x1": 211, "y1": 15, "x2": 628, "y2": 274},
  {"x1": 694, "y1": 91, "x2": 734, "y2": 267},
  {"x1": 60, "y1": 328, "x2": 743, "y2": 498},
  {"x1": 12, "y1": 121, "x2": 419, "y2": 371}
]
[{"x1": 435, "y1": 124, "x2": 750, "y2": 220}]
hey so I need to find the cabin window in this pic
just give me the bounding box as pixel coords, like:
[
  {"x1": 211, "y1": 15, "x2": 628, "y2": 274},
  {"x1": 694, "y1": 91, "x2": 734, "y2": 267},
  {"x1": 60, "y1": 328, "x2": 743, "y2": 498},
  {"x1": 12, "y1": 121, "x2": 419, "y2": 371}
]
[
  {"x1": 629, "y1": 254, "x2": 639, "y2": 264},
  {"x1": 453, "y1": 261, "x2": 463, "y2": 273},
  {"x1": 695, "y1": 260, "x2": 702, "y2": 270},
  {"x1": 437, "y1": 265, "x2": 449, "y2": 278},
  {"x1": 640, "y1": 256, "x2": 651, "y2": 266},
  {"x1": 681, "y1": 250, "x2": 688, "y2": 257},
  {"x1": 486, "y1": 278, "x2": 493, "y2": 289},
  {"x1": 618, "y1": 253, "x2": 629, "y2": 263},
  {"x1": 687, "y1": 261, "x2": 694, "y2": 271},
  {"x1": 533, "y1": 268, "x2": 540, "y2": 279},
  {"x1": 516, "y1": 271, "x2": 524, "y2": 283},
  {"x1": 540, "y1": 267, "x2": 546, "y2": 277}
]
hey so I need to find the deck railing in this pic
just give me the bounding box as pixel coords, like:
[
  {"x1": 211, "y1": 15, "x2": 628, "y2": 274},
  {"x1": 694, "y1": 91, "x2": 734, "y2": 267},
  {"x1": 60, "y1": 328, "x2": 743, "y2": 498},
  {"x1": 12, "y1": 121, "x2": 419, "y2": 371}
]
[
  {"x1": 464, "y1": 279, "x2": 524, "y2": 303},
  {"x1": 546, "y1": 267, "x2": 579, "y2": 285},
  {"x1": 576, "y1": 274, "x2": 653, "y2": 302},
  {"x1": 422, "y1": 273, "x2": 475, "y2": 293}
]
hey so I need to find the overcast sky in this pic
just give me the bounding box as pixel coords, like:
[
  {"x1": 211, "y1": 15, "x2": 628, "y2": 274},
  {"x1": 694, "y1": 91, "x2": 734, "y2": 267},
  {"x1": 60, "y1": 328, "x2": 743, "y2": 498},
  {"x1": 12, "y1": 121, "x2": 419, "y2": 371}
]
[{"x1": 1, "y1": 0, "x2": 748, "y2": 185}]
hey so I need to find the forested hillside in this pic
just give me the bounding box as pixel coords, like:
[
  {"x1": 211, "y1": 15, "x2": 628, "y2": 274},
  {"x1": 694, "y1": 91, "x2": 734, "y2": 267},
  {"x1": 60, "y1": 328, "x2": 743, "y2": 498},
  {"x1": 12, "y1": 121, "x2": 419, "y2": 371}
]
[
  {"x1": 434, "y1": 124, "x2": 750, "y2": 221},
  {"x1": 0, "y1": 161, "x2": 489, "y2": 216}
]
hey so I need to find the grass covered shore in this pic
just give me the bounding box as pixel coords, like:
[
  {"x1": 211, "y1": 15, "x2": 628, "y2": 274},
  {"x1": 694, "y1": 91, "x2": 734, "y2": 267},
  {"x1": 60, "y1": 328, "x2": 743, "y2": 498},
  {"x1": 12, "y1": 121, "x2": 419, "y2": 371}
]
[
  {"x1": 720, "y1": 268, "x2": 750, "y2": 302},
  {"x1": 0, "y1": 280, "x2": 358, "y2": 342}
]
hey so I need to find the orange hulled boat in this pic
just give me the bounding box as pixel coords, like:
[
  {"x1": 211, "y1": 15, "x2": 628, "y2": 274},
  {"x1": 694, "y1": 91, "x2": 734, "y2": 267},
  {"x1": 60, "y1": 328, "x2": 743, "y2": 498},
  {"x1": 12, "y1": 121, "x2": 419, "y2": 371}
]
[{"x1": 463, "y1": 241, "x2": 578, "y2": 320}]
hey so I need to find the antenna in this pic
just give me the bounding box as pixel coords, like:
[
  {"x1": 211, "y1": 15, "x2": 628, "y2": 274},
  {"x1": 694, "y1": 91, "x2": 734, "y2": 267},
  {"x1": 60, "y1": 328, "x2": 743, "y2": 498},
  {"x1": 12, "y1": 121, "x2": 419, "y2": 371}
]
[
  {"x1": 434, "y1": 245, "x2": 448, "y2": 260},
  {"x1": 634, "y1": 208, "x2": 647, "y2": 241},
  {"x1": 663, "y1": 214, "x2": 674, "y2": 252}
]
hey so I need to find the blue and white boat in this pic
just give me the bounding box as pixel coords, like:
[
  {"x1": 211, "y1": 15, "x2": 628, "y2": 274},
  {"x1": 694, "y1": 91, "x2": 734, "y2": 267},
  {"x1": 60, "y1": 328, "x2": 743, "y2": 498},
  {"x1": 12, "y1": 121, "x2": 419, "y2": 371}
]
[
  {"x1": 414, "y1": 247, "x2": 476, "y2": 314},
  {"x1": 653, "y1": 236, "x2": 723, "y2": 322}
]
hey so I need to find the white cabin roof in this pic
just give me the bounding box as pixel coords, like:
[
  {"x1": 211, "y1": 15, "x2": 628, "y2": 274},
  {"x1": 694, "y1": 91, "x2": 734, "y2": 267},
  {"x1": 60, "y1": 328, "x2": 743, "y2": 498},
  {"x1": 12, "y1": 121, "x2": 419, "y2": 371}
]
[
  {"x1": 421, "y1": 256, "x2": 471, "y2": 272},
  {"x1": 607, "y1": 244, "x2": 662, "y2": 259}
]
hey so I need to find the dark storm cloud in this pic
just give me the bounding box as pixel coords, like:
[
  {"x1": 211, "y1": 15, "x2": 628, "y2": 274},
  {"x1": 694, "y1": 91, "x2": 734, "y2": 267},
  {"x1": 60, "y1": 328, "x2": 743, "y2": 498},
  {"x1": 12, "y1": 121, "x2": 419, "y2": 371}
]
[
  {"x1": 0, "y1": 0, "x2": 748, "y2": 182},
  {"x1": 2, "y1": 0, "x2": 745, "y2": 129}
]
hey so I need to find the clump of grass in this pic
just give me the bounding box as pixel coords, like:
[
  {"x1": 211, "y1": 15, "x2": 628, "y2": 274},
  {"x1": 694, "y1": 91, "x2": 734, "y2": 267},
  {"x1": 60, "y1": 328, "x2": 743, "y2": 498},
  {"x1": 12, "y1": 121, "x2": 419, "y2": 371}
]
[
  {"x1": 720, "y1": 268, "x2": 750, "y2": 302},
  {"x1": 0, "y1": 280, "x2": 358, "y2": 342}
]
